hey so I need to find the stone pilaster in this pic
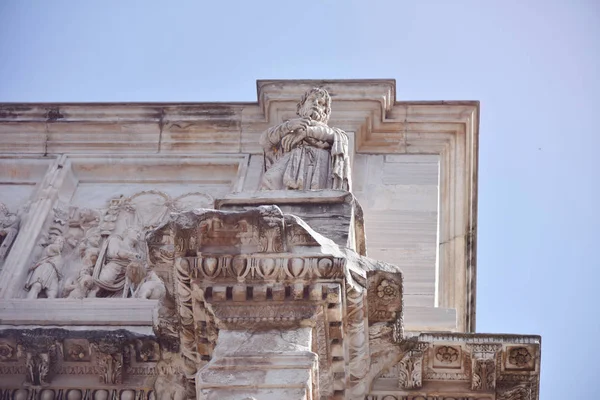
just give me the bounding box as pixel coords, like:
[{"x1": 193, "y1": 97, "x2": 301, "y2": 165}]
[{"x1": 196, "y1": 328, "x2": 318, "y2": 400}]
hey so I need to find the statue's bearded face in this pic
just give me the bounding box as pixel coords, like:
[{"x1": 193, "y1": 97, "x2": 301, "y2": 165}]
[{"x1": 297, "y1": 89, "x2": 331, "y2": 123}]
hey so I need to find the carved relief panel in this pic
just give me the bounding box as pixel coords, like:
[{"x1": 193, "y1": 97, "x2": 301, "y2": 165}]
[
  {"x1": 20, "y1": 190, "x2": 212, "y2": 300},
  {"x1": 0, "y1": 203, "x2": 22, "y2": 268}
]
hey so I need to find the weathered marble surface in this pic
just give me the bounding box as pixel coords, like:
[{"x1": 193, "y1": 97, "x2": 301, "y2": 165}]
[
  {"x1": 0, "y1": 80, "x2": 539, "y2": 399},
  {"x1": 259, "y1": 88, "x2": 351, "y2": 191},
  {"x1": 216, "y1": 189, "x2": 366, "y2": 256}
]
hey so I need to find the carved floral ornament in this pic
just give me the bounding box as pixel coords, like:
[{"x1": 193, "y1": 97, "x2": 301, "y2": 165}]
[
  {"x1": 0, "y1": 342, "x2": 14, "y2": 361},
  {"x1": 67, "y1": 344, "x2": 87, "y2": 361},
  {"x1": 369, "y1": 338, "x2": 539, "y2": 400},
  {"x1": 507, "y1": 346, "x2": 535, "y2": 370},
  {"x1": 377, "y1": 279, "x2": 398, "y2": 301},
  {"x1": 509, "y1": 347, "x2": 532, "y2": 366},
  {"x1": 435, "y1": 346, "x2": 460, "y2": 364}
]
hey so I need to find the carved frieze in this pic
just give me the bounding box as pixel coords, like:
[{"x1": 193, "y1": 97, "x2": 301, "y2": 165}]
[
  {"x1": 0, "y1": 388, "x2": 155, "y2": 400},
  {"x1": 19, "y1": 190, "x2": 212, "y2": 300},
  {"x1": 365, "y1": 396, "x2": 494, "y2": 400},
  {"x1": 0, "y1": 328, "x2": 176, "y2": 393},
  {"x1": 0, "y1": 202, "x2": 21, "y2": 263},
  {"x1": 0, "y1": 339, "x2": 17, "y2": 362},
  {"x1": 63, "y1": 339, "x2": 91, "y2": 362}
]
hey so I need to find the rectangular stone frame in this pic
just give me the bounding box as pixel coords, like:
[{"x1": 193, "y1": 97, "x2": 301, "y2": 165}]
[
  {"x1": 0, "y1": 153, "x2": 249, "y2": 300},
  {"x1": 357, "y1": 102, "x2": 479, "y2": 333}
]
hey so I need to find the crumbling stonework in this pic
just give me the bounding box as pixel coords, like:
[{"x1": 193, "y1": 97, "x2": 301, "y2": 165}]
[{"x1": 0, "y1": 82, "x2": 540, "y2": 399}]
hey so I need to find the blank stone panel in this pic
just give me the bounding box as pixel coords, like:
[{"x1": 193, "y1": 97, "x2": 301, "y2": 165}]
[
  {"x1": 0, "y1": 184, "x2": 36, "y2": 211},
  {"x1": 382, "y1": 155, "x2": 439, "y2": 185},
  {"x1": 0, "y1": 158, "x2": 51, "y2": 210},
  {"x1": 354, "y1": 154, "x2": 439, "y2": 308}
]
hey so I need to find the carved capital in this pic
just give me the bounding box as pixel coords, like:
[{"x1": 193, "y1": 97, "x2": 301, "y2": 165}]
[
  {"x1": 21, "y1": 348, "x2": 52, "y2": 387},
  {"x1": 398, "y1": 346, "x2": 426, "y2": 389},
  {"x1": 91, "y1": 340, "x2": 124, "y2": 385},
  {"x1": 15, "y1": 332, "x2": 61, "y2": 387},
  {"x1": 468, "y1": 343, "x2": 501, "y2": 392}
]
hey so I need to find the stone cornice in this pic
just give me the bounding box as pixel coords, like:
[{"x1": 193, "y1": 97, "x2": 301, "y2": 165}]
[{"x1": 0, "y1": 79, "x2": 478, "y2": 156}]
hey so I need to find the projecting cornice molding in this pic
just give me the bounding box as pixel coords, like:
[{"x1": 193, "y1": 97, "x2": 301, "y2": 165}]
[{"x1": 0, "y1": 79, "x2": 477, "y2": 156}]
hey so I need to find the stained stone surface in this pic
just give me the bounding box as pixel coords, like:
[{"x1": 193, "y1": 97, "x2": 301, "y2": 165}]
[
  {"x1": 215, "y1": 189, "x2": 366, "y2": 256},
  {"x1": 0, "y1": 80, "x2": 540, "y2": 399}
]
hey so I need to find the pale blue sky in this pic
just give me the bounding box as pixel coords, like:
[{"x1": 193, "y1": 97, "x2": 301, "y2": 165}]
[{"x1": 1, "y1": 1, "x2": 598, "y2": 397}]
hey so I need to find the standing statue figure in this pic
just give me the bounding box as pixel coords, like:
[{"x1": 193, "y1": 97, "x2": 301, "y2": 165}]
[
  {"x1": 24, "y1": 236, "x2": 65, "y2": 299},
  {"x1": 90, "y1": 228, "x2": 143, "y2": 297},
  {"x1": 0, "y1": 202, "x2": 21, "y2": 261},
  {"x1": 259, "y1": 87, "x2": 352, "y2": 191}
]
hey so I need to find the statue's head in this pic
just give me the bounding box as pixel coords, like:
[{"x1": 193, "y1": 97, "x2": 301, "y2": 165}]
[
  {"x1": 85, "y1": 228, "x2": 102, "y2": 246},
  {"x1": 297, "y1": 88, "x2": 331, "y2": 123}
]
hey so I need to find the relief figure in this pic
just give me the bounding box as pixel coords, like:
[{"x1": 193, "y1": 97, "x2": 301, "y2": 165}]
[
  {"x1": 90, "y1": 228, "x2": 143, "y2": 297},
  {"x1": 123, "y1": 260, "x2": 166, "y2": 300},
  {"x1": 0, "y1": 202, "x2": 21, "y2": 261},
  {"x1": 24, "y1": 236, "x2": 65, "y2": 299}
]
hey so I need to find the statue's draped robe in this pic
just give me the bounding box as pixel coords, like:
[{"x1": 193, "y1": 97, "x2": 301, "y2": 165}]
[
  {"x1": 260, "y1": 120, "x2": 351, "y2": 191},
  {"x1": 93, "y1": 236, "x2": 130, "y2": 294},
  {"x1": 24, "y1": 244, "x2": 62, "y2": 292}
]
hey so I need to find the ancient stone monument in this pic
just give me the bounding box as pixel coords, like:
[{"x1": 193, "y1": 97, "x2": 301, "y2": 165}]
[{"x1": 0, "y1": 81, "x2": 541, "y2": 399}]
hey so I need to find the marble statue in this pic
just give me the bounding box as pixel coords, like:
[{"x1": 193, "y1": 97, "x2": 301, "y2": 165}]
[
  {"x1": 24, "y1": 236, "x2": 65, "y2": 299},
  {"x1": 0, "y1": 202, "x2": 21, "y2": 261},
  {"x1": 90, "y1": 228, "x2": 143, "y2": 297},
  {"x1": 123, "y1": 260, "x2": 165, "y2": 300},
  {"x1": 259, "y1": 88, "x2": 351, "y2": 191}
]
